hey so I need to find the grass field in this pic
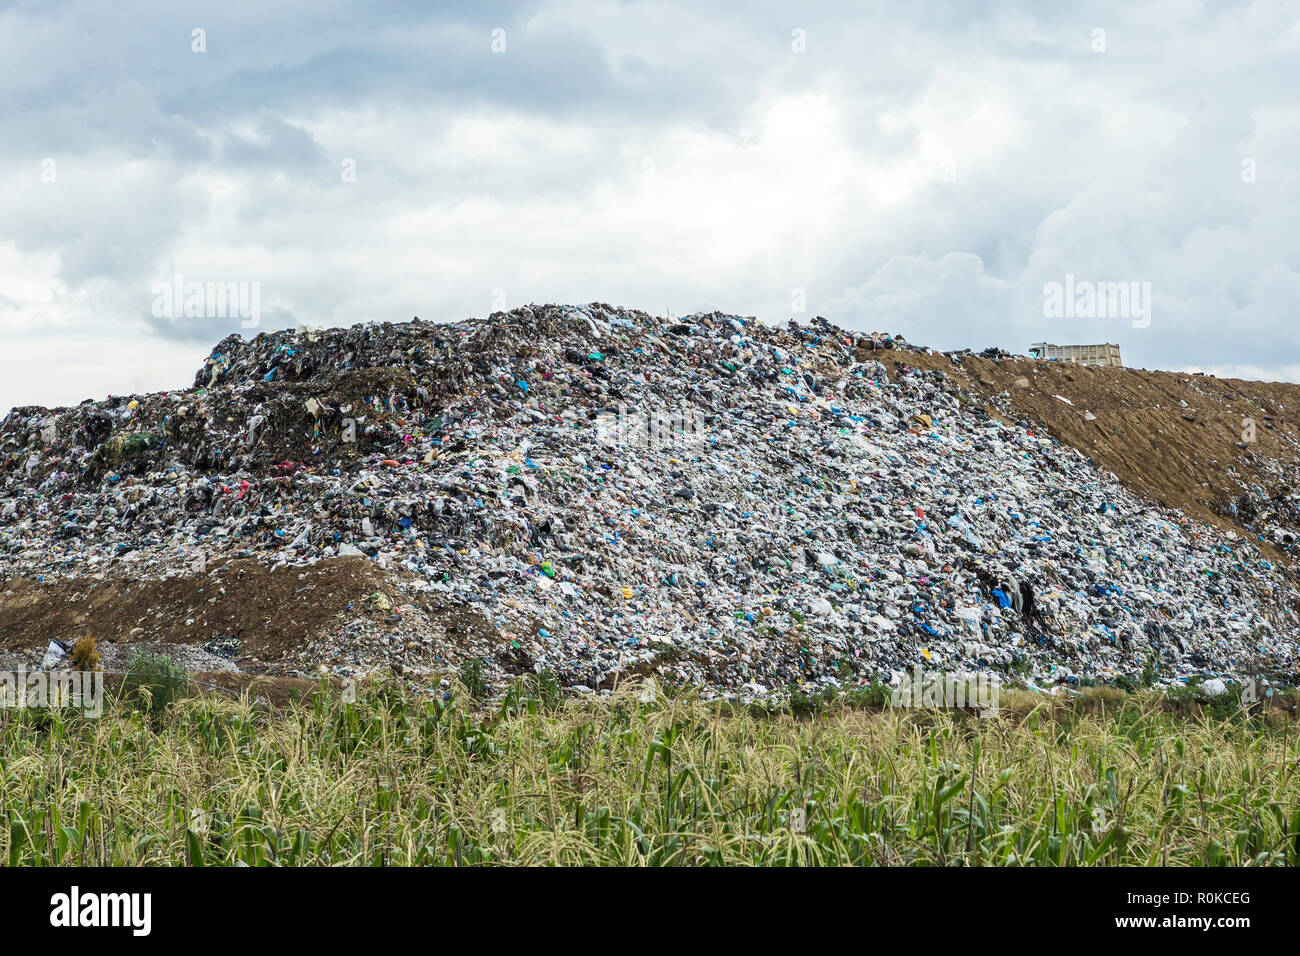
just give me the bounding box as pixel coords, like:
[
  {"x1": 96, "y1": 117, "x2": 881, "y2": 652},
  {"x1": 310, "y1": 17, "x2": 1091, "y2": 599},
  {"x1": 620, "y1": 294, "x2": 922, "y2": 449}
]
[{"x1": 2, "y1": 678, "x2": 1298, "y2": 866}]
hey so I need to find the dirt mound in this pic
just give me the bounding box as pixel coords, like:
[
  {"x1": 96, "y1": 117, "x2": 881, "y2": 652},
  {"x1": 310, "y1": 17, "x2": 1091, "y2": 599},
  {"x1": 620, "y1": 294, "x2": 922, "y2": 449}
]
[{"x1": 0, "y1": 557, "x2": 394, "y2": 668}]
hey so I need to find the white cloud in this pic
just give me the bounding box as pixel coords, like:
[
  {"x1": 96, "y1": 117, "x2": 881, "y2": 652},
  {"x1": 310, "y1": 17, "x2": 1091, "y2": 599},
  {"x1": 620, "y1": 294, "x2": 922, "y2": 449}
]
[{"x1": 3, "y1": 0, "x2": 1300, "y2": 414}]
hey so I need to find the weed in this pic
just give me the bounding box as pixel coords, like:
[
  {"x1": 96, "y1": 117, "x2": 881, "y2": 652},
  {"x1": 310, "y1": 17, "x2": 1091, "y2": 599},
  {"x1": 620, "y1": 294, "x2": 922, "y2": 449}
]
[{"x1": 460, "y1": 657, "x2": 489, "y2": 701}]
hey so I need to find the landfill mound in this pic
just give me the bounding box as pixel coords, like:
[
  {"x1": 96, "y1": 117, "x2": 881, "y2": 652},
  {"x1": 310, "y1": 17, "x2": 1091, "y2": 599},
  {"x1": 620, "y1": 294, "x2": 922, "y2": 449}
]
[{"x1": 2, "y1": 304, "x2": 1298, "y2": 695}]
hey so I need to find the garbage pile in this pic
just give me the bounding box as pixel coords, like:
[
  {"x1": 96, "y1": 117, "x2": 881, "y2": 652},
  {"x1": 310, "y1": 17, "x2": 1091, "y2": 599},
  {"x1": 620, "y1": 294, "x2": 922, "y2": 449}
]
[
  {"x1": 2, "y1": 304, "x2": 1297, "y2": 694},
  {"x1": 1221, "y1": 455, "x2": 1300, "y2": 555}
]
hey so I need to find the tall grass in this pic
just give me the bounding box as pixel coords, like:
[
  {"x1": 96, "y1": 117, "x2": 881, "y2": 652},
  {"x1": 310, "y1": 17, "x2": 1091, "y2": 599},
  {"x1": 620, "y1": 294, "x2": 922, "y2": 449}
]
[{"x1": 0, "y1": 683, "x2": 1296, "y2": 865}]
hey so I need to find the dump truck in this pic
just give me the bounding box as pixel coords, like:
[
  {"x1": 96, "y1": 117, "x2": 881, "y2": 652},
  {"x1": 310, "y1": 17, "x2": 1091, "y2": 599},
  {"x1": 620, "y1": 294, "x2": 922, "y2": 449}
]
[{"x1": 1028, "y1": 342, "x2": 1122, "y2": 367}]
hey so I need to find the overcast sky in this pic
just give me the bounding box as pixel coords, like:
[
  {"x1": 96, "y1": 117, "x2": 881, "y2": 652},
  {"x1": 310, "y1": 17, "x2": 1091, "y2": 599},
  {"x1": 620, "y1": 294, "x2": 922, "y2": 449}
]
[{"x1": 3, "y1": 0, "x2": 1299, "y2": 414}]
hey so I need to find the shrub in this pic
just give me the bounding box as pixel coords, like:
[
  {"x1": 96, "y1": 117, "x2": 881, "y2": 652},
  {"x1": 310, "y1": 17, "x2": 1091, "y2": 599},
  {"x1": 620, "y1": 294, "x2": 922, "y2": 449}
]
[
  {"x1": 501, "y1": 667, "x2": 564, "y2": 715},
  {"x1": 789, "y1": 687, "x2": 830, "y2": 718},
  {"x1": 120, "y1": 650, "x2": 191, "y2": 720},
  {"x1": 69, "y1": 634, "x2": 101, "y2": 671},
  {"x1": 843, "y1": 680, "x2": 891, "y2": 708}
]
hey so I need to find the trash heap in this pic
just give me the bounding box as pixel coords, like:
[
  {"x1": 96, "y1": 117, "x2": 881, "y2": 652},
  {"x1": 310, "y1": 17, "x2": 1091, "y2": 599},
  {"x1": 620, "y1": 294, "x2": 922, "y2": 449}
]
[
  {"x1": 2, "y1": 304, "x2": 1297, "y2": 694},
  {"x1": 1223, "y1": 454, "x2": 1300, "y2": 554}
]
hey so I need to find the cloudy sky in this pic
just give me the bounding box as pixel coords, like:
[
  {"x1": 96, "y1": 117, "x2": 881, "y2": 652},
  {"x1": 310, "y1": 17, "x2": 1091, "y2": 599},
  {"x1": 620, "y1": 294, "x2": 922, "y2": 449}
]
[{"x1": 3, "y1": 0, "x2": 1299, "y2": 413}]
